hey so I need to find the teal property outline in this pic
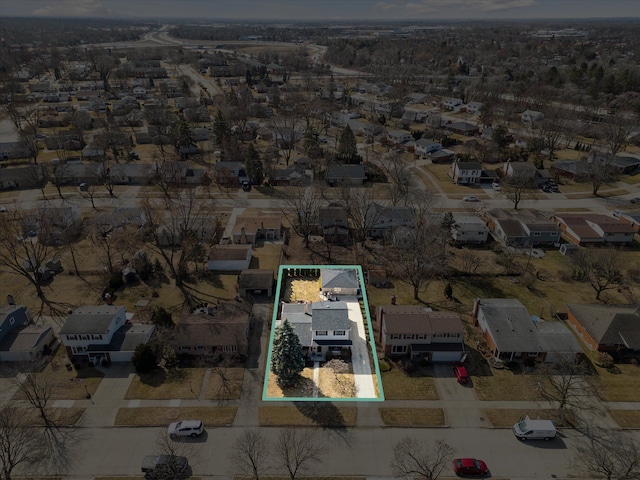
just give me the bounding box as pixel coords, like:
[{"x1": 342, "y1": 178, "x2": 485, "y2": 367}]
[{"x1": 262, "y1": 264, "x2": 385, "y2": 402}]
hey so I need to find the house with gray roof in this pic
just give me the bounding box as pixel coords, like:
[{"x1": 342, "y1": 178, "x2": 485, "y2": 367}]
[
  {"x1": 485, "y1": 208, "x2": 560, "y2": 246},
  {"x1": 0, "y1": 305, "x2": 55, "y2": 362},
  {"x1": 566, "y1": 303, "x2": 640, "y2": 354},
  {"x1": 366, "y1": 203, "x2": 416, "y2": 239},
  {"x1": 473, "y1": 298, "x2": 582, "y2": 363},
  {"x1": 321, "y1": 269, "x2": 360, "y2": 296},
  {"x1": 280, "y1": 301, "x2": 352, "y2": 361},
  {"x1": 377, "y1": 304, "x2": 465, "y2": 361},
  {"x1": 325, "y1": 165, "x2": 366, "y2": 186},
  {"x1": 60, "y1": 305, "x2": 154, "y2": 364},
  {"x1": 450, "y1": 161, "x2": 483, "y2": 184},
  {"x1": 451, "y1": 214, "x2": 489, "y2": 245}
]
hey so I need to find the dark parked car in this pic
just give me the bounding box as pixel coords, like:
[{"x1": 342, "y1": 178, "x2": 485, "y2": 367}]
[{"x1": 453, "y1": 457, "x2": 489, "y2": 476}]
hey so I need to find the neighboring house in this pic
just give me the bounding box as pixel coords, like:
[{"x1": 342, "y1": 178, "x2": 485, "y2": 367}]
[
  {"x1": 22, "y1": 205, "x2": 83, "y2": 244},
  {"x1": 429, "y1": 149, "x2": 456, "y2": 164},
  {"x1": 60, "y1": 305, "x2": 154, "y2": 364},
  {"x1": 214, "y1": 161, "x2": 249, "y2": 187},
  {"x1": 485, "y1": 208, "x2": 561, "y2": 246},
  {"x1": 521, "y1": 110, "x2": 544, "y2": 124},
  {"x1": 387, "y1": 130, "x2": 413, "y2": 145},
  {"x1": 466, "y1": 102, "x2": 484, "y2": 114},
  {"x1": 231, "y1": 215, "x2": 282, "y2": 244},
  {"x1": 172, "y1": 299, "x2": 253, "y2": 358},
  {"x1": 326, "y1": 165, "x2": 366, "y2": 187},
  {"x1": 280, "y1": 301, "x2": 353, "y2": 361},
  {"x1": 615, "y1": 211, "x2": 640, "y2": 233},
  {"x1": 56, "y1": 163, "x2": 101, "y2": 186},
  {"x1": 503, "y1": 161, "x2": 538, "y2": 181},
  {"x1": 442, "y1": 97, "x2": 463, "y2": 110},
  {"x1": 450, "y1": 161, "x2": 483, "y2": 184},
  {"x1": 448, "y1": 121, "x2": 480, "y2": 136},
  {"x1": 318, "y1": 206, "x2": 350, "y2": 245},
  {"x1": 320, "y1": 268, "x2": 360, "y2": 297},
  {"x1": 366, "y1": 203, "x2": 415, "y2": 239},
  {"x1": 0, "y1": 165, "x2": 46, "y2": 190},
  {"x1": 415, "y1": 139, "x2": 442, "y2": 158},
  {"x1": 451, "y1": 214, "x2": 490, "y2": 245},
  {"x1": 238, "y1": 269, "x2": 274, "y2": 297},
  {"x1": 552, "y1": 213, "x2": 635, "y2": 246},
  {"x1": 472, "y1": 298, "x2": 582, "y2": 363},
  {"x1": 109, "y1": 164, "x2": 152, "y2": 185},
  {"x1": 377, "y1": 304, "x2": 465, "y2": 360},
  {"x1": 566, "y1": 303, "x2": 640, "y2": 354},
  {"x1": 589, "y1": 153, "x2": 640, "y2": 175},
  {"x1": 549, "y1": 160, "x2": 589, "y2": 180},
  {"x1": 0, "y1": 305, "x2": 55, "y2": 362},
  {"x1": 270, "y1": 166, "x2": 311, "y2": 186},
  {"x1": 207, "y1": 245, "x2": 252, "y2": 271}
]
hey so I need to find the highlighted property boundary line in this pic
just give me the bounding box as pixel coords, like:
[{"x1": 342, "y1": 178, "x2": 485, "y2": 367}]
[{"x1": 262, "y1": 264, "x2": 385, "y2": 402}]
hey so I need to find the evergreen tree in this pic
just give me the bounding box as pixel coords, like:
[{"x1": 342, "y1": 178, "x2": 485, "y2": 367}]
[
  {"x1": 213, "y1": 109, "x2": 230, "y2": 146},
  {"x1": 440, "y1": 211, "x2": 457, "y2": 237},
  {"x1": 245, "y1": 142, "x2": 264, "y2": 185},
  {"x1": 271, "y1": 319, "x2": 305, "y2": 388},
  {"x1": 303, "y1": 124, "x2": 322, "y2": 158},
  {"x1": 337, "y1": 125, "x2": 360, "y2": 164}
]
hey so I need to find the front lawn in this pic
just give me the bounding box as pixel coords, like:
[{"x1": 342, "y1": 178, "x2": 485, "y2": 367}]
[
  {"x1": 380, "y1": 368, "x2": 439, "y2": 400},
  {"x1": 125, "y1": 367, "x2": 206, "y2": 400},
  {"x1": 379, "y1": 408, "x2": 445, "y2": 426},
  {"x1": 115, "y1": 406, "x2": 237, "y2": 426}
]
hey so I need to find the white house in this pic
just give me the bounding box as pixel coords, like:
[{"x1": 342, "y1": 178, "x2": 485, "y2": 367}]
[
  {"x1": 442, "y1": 97, "x2": 463, "y2": 110},
  {"x1": 466, "y1": 102, "x2": 484, "y2": 114},
  {"x1": 521, "y1": 110, "x2": 545, "y2": 124},
  {"x1": 387, "y1": 130, "x2": 413, "y2": 145},
  {"x1": 60, "y1": 305, "x2": 154, "y2": 364},
  {"x1": 451, "y1": 214, "x2": 489, "y2": 244},
  {"x1": 450, "y1": 161, "x2": 483, "y2": 184},
  {"x1": 415, "y1": 139, "x2": 442, "y2": 158}
]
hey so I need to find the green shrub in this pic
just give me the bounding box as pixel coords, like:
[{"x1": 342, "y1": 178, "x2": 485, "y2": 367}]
[{"x1": 378, "y1": 359, "x2": 391, "y2": 372}]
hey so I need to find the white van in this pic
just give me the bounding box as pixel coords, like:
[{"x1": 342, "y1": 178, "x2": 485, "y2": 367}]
[{"x1": 512, "y1": 416, "x2": 556, "y2": 441}]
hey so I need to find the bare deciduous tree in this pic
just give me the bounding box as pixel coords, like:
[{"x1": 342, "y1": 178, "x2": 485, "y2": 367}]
[
  {"x1": 275, "y1": 428, "x2": 327, "y2": 480},
  {"x1": 390, "y1": 436, "x2": 454, "y2": 480},
  {"x1": 13, "y1": 367, "x2": 62, "y2": 431},
  {"x1": 573, "y1": 427, "x2": 640, "y2": 480},
  {"x1": 280, "y1": 186, "x2": 322, "y2": 249},
  {"x1": 323, "y1": 358, "x2": 355, "y2": 396},
  {"x1": 570, "y1": 248, "x2": 624, "y2": 300},
  {"x1": 0, "y1": 405, "x2": 46, "y2": 480},
  {"x1": 501, "y1": 174, "x2": 535, "y2": 210},
  {"x1": 459, "y1": 248, "x2": 486, "y2": 275},
  {"x1": 230, "y1": 428, "x2": 271, "y2": 480}
]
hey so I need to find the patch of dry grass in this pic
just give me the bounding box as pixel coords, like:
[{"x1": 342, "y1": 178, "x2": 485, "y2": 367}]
[
  {"x1": 115, "y1": 406, "x2": 237, "y2": 426},
  {"x1": 379, "y1": 408, "x2": 445, "y2": 427},
  {"x1": 258, "y1": 405, "x2": 357, "y2": 427},
  {"x1": 593, "y1": 363, "x2": 640, "y2": 402},
  {"x1": 22, "y1": 407, "x2": 86, "y2": 427},
  {"x1": 125, "y1": 368, "x2": 206, "y2": 400},
  {"x1": 381, "y1": 368, "x2": 439, "y2": 400},
  {"x1": 284, "y1": 278, "x2": 321, "y2": 303},
  {"x1": 204, "y1": 367, "x2": 245, "y2": 400},
  {"x1": 609, "y1": 410, "x2": 640, "y2": 428},
  {"x1": 473, "y1": 372, "x2": 545, "y2": 401}
]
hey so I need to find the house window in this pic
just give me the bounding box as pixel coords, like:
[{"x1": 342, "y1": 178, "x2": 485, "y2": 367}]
[
  {"x1": 196, "y1": 346, "x2": 204, "y2": 350},
  {"x1": 180, "y1": 346, "x2": 190, "y2": 351},
  {"x1": 390, "y1": 334, "x2": 401, "y2": 339},
  {"x1": 435, "y1": 333, "x2": 444, "y2": 338},
  {"x1": 316, "y1": 330, "x2": 328, "y2": 336},
  {"x1": 392, "y1": 345, "x2": 407, "y2": 354},
  {"x1": 528, "y1": 351, "x2": 540, "y2": 357},
  {"x1": 416, "y1": 334, "x2": 426, "y2": 340},
  {"x1": 533, "y1": 232, "x2": 541, "y2": 236},
  {"x1": 67, "y1": 335, "x2": 77, "y2": 341},
  {"x1": 334, "y1": 330, "x2": 346, "y2": 336},
  {"x1": 220, "y1": 345, "x2": 238, "y2": 353}
]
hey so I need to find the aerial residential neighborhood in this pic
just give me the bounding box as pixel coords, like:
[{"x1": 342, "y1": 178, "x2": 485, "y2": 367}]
[{"x1": 0, "y1": 6, "x2": 639, "y2": 480}]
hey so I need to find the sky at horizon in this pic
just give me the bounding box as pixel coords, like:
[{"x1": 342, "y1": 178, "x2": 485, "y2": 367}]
[{"x1": 1, "y1": 0, "x2": 640, "y2": 21}]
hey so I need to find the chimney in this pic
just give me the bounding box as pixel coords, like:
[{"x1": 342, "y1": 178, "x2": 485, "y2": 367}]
[
  {"x1": 391, "y1": 294, "x2": 396, "y2": 305},
  {"x1": 7, "y1": 294, "x2": 15, "y2": 305}
]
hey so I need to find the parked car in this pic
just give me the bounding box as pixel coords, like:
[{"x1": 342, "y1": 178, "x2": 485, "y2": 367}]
[
  {"x1": 463, "y1": 195, "x2": 479, "y2": 202},
  {"x1": 141, "y1": 455, "x2": 191, "y2": 480},
  {"x1": 512, "y1": 415, "x2": 557, "y2": 441},
  {"x1": 612, "y1": 210, "x2": 622, "y2": 218},
  {"x1": 168, "y1": 419, "x2": 204, "y2": 438},
  {"x1": 453, "y1": 363, "x2": 470, "y2": 384},
  {"x1": 491, "y1": 182, "x2": 501, "y2": 191},
  {"x1": 453, "y1": 458, "x2": 489, "y2": 476}
]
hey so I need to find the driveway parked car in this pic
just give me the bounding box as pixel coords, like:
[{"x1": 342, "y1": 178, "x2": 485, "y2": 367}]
[
  {"x1": 463, "y1": 195, "x2": 479, "y2": 202},
  {"x1": 453, "y1": 458, "x2": 489, "y2": 476},
  {"x1": 168, "y1": 420, "x2": 204, "y2": 438},
  {"x1": 453, "y1": 363, "x2": 470, "y2": 384},
  {"x1": 491, "y1": 182, "x2": 501, "y2": 191}
]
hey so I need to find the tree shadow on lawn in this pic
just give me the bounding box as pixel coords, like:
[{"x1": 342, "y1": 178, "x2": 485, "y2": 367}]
[
  {"x1": 139, "y1": 367, "x2": 189, "y2": 387},
  {"x1": 294, "y1": 401, "x2": 348, "y2": 431}
]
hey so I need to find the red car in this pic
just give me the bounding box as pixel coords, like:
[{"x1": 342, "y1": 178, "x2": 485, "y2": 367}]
[
  {"x1": 453, "y1": 458, "x2": 489, "y2": 476},
  {"x1": 453, "y1": 364, "x2": 470, "y2": 384}
]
